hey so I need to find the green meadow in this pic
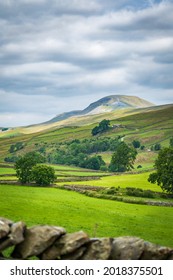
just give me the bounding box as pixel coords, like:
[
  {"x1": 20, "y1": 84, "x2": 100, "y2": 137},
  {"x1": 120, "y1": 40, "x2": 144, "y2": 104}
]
[
  {"x1": 0, "y1": 163, "x2": 173, "y2": 248},
  {"x1": 58, "y1": 172, "x2": 160, "y2": 192},
  {"x1": 0, "y1": 184, "x2": 173, "y2": 247}
]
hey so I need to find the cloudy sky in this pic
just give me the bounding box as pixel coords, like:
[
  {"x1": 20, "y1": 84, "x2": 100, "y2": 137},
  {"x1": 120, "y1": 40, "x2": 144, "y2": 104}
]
[{"x1": 0, "y1": 0, "x2": 173, "y2": 127}]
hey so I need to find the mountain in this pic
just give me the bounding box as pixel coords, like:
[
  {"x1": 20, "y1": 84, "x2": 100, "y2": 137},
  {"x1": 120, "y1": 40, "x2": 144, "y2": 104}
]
[
  {"x1": 0, "y1": 95, "x2": 155, "y2": 136},
  {"x1": 45, "y1": 95, "x2": 154, "y2": 124}
]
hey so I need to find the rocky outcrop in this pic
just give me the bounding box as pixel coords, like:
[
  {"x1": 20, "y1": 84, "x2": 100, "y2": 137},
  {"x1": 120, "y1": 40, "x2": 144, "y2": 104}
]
[{"x1": 0, "y1": 217, "x2": 173, "y2": 260}]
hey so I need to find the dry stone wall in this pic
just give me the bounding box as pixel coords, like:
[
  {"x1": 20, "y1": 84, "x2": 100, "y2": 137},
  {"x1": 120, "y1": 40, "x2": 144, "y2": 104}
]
[{"x1": 0, "y1": 217, "x2": 173, "y2": 260}]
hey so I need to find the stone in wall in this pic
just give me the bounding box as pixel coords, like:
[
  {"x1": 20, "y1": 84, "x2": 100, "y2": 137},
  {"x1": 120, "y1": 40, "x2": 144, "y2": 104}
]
[
  {"x1": 12, "y1": 225, "x2": 66, "y2": 259},
  {"x1": 109, "y1": 237, "x2": 145, "y2": 260},
  {"x1": 140, "y1": 241, "x2": 173, "y2": 260},
  {"x1": 0, "y1": 221, "x2": 25, "y2": 252},
  {"x1": 61, "y1": 246, "x2": 87, "y2": 260},
  {"x1": 80, "y1": 238, "x2": 112, "y2": 260},
  {"x1": 0, "y1": 217, "x2": 13, "y2": 239},
  {"x1": 41, "y1": 231, "x2": 89, "y2": 260}
]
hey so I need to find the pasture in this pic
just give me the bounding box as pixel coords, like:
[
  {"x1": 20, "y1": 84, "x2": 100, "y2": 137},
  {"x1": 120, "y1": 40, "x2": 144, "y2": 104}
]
[
  {"x1": 0, "y1": 184, "x2": 173, "y2": 247},
  {"x1": 0, "y1": 163, "x2": 173, "y2": 249},
  {"x1": 59, "y1": 172, "x2": 160, "y2": 192}
]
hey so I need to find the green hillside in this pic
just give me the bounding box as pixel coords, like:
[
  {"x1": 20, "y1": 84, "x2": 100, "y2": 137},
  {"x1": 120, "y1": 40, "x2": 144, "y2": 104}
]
[{"x1": 0, "y1": 104, "x2": 172, "y2": 163}]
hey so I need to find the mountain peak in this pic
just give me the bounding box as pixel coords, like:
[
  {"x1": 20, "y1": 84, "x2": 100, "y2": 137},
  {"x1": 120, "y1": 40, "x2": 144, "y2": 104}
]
[
  {"x1": 84, "y1": 95, "x2": 154, "y2": 113},
  {"x1": 47, "y1": 95, "x2": 154, "y2": 124}
]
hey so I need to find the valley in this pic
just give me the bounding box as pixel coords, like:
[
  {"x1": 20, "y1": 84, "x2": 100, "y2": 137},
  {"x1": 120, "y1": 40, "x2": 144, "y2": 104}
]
[{"x1": 0, "y1": 95, "x2": 173, "y2": 248}]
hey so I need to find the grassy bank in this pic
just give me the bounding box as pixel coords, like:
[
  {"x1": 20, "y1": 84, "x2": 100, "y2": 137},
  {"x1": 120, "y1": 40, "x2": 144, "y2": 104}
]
[{"x1": 0, "y1": 184, "x2": 173, "y2": 247}]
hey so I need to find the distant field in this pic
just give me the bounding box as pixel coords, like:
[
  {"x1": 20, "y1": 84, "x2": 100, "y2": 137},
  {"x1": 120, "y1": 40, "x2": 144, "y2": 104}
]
[
  {"x1": 50, "y1": 164, "x2": 84, "y2": 171},
  {"x1": 0, "y1": 168, "x2": 15, "y2": 175},
  {"x1": 0, "y1": 165, "x2": 163, "y2": 192},
  {"x1": 133, "y1": 151, "x2": 157, "y2": 170},
  {"x1": 57, "y1": 171, "x2": 108, "y2": 177},
  {"x1": 59, "y1": 172, "x2": 161, "y2": 192},
  {"x1": 0, "y1": 184, "x2": 173, "y2": 247},
  {"x1": 97, "y1": 150, "x2": 157, "y2": 171}
]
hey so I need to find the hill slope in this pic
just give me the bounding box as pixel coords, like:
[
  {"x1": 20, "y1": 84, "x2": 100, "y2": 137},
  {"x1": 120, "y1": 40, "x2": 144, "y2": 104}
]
[
  {"x1": 0, "y1": 95, "x2": 154, "y2": 135},
  {"x1": 0, "y1": 103, "x2": 172, "y2": 162},
  {"x1": 46, "y1": 95, "x2": 154, "y2": 124}
]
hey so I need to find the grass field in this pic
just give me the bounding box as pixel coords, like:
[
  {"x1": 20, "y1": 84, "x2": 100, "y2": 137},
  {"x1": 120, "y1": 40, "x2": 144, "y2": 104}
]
[
  {"x1": 59, "y1": 172, "x2": 161, "y2": 192},
  {"x1": 0, "y1": 162, "x2": 173, "y2": 249},
  {"x1": 0, "y1": 168, "x2": 16, "y2": 175},
  {"x1": 0, "y1": 184, "x2": 173, "y2": 247}
]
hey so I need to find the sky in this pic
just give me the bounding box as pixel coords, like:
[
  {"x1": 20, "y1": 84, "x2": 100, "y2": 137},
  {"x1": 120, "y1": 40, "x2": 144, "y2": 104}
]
[{"x1": 0, "y1": 0, "x2": 173, "y2": 127}]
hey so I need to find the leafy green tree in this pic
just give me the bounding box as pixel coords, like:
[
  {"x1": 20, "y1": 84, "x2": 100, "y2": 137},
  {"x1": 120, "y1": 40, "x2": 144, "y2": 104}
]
[
  {"x1": 2, "y1": 128, "x2": 8, "y2": 131},
  {"x1": 4, "y1": 155, "x2": 18, "y2": 163},
  {"x1": 9, "y1": 144, "x2": 15, "y2": 153},
  {"x1": 148, "y1": 147, "x2": 173, "y2": 193},
  {"x1": 109, "y1": 142, "x2": 137, "y2": 172},
  {"x1": 9, "y1": 142, "x2": 25, "y2": 153},
  {"x1": 99, "y1": 119, "x2": 110, "y2": 131},
  {"x1": 15, "y1": 152, "x2": 45, "y2": 184},
  {"x1": 140, "y1": 145, "x2": 145, "y2": 150},
  {"x1": 132, "y1": 140, "x2": 141, "y2": 148},
  {"x1": 154, "y1": 143, "x2": 161, "y2": 151},
  {"x1": 91, "y1": 126, "x2": 100, "y2": 136},
  {"x1": 170, "y1": 138, "x2": 173, "y2": 148},
  {"x1": 31, "y1": 165, "x2": 56, "y2": 186},
  {"x1": 151, "y1": 143, "x2": 161, "y2": 151},
  {"x1": 84, "y1": 156, "x2": 105, "y2": 170},
  {"x1": 92, "y1": 119, "x2": 110, "y2": 136}
]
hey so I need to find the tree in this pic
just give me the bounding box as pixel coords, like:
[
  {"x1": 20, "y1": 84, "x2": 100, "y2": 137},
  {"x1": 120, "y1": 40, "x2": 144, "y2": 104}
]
[
  {"x1": 84, "y1": 155, "x2": 105, "y2": 170},
  {"x1": 15, "y1": 152, "x2": 45, "y2": 183},
  {"x1": 9, "y1": 142, "x2": 25, "y2": 153},
  {"x1": 91, "y1": 126, "x2": 100, "y2": 136},
  {"x1": 109, "y1": 142, "x2": 137, "y2": 172},
  {"x1": 92, "y1": 119, "x2": 110, "y2": 136},
  {"x1": 170, "y1": 138, "x2": 173, "y2": 148},
  {"x1": 151, "y1": 143, "x2": 161, "y2": 151},
  {"x1": 31, "y1": 165, "x2": 56, "y2": 186},
  {"x1": 132, "y1": 140, "x2": 141, "y2": 149},
  {"x1": 148, "y1": 147, "x2": 173, "y2": 194},
  {"x1": 154, "y1": 143, "x2": 161, "y2": 151},
  {"x1": 99, "y1": 119, "x2": 110, "y2": 131}
]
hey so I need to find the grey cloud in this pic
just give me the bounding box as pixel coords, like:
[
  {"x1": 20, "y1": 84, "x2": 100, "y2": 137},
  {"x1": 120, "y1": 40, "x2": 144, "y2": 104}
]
[
  {"x1": 0, "y1": 0, "x2": 101, "y2": 21},
  {"x1": 103, "y1": 2, "x2": 173, "y2": 34},
  {"x1": 0, "y1": 0, "x2": 173, "y2": 126}
]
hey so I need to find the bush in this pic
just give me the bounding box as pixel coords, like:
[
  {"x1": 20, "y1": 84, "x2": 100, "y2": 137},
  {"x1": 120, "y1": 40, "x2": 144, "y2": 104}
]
[
  {"x1": 126, "y1": 187, "x2": 155, "y2": 198},
  {"x1": 103, "y1": 188, "x2": 117, "y2": 195},
  {"x1": 143, "y1": 190, "x2": 155, "y2": 198},
  {"x1": 31, "y1": 165, "x2": 56, "y2": 186},
  {"x1": 132, "y1": 140, "x2": 141, "y2": 148},
  {"x1": 100, "y1": 165, "x2": 107, "y2": 171}
]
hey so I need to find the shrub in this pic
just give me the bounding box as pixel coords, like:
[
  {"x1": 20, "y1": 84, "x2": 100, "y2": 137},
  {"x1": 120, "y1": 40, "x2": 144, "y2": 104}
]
[
  {"x1": 143, "y1": 190, "x2": 155, "y2": 198},
  {"x1": 31, "y1": 165, "x2": 56, "y2": 186},
  {"x1": 100, "y1": 165, "x2": 108, "y2": 171},
  {"x1": 104, "y1": 188, "x2": 117, "y2": 195}
]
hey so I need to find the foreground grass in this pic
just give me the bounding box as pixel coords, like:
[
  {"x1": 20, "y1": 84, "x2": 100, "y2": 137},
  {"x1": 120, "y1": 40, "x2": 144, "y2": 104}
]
[{"x1": 0, "y1": 184, "x2": 173, "y2": 247}]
